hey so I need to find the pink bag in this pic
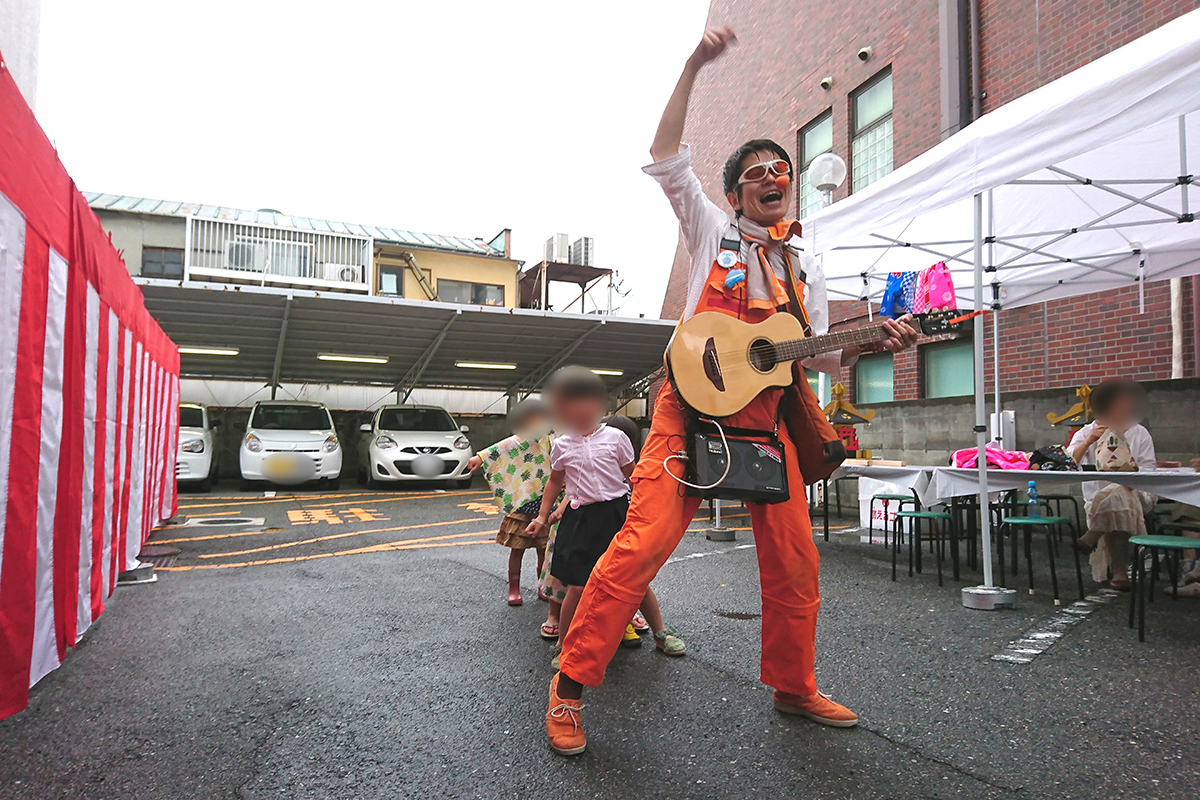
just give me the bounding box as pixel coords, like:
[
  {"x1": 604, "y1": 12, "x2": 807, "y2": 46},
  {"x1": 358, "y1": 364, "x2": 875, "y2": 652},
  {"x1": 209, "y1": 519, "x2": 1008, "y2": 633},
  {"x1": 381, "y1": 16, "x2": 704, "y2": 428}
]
[
  {"x1": 912, "y1": 261, "x2": 957, "y2": 313},
  {"x1": 953, "y1": 446, "x2": 1030, "y2": 470}
]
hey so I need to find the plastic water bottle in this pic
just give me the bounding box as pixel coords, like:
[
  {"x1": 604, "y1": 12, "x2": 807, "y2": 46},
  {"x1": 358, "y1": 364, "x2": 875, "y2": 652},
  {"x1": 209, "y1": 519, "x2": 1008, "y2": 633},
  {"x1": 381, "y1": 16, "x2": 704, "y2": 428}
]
[{"x1": 1027, "y1": 480, "x2": 1040, "y2": 519}]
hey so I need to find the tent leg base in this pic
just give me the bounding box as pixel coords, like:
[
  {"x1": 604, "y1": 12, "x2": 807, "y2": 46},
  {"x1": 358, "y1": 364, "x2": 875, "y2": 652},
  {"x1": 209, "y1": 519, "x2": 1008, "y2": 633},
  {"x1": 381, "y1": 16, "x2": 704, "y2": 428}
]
[
  {"x1": 962, "y1": 585, "x2": 1017, "y2": 610},
  {"x1": 707, "y1": 527, "x2": 736, "y2": 542}
]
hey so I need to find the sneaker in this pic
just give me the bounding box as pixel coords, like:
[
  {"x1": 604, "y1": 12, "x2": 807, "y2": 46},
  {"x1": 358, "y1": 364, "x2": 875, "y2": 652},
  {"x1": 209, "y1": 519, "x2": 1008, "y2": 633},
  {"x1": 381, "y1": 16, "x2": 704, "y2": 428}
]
[
  {"x1": 1181, "y1": 560, "x2": 1200, "y2": 585},
  {"x1": 621, "y1": 624, "x2": 642, "y2": 648},
  {"x1": 631, "y1": 611, "x2": 650, "y2": 634},
  {"x1": 653, "y1": 625, "x2": 686, "y2": 657},
  {"x1": 773, "y1": 690, "x2": 859, "y2": 728},
  {"x1": 1164, "y1": 582, "x2": 1200, "y2": 597},
  {"x1": 546, "y1": 673, "x2": 586, "y2": 756}
]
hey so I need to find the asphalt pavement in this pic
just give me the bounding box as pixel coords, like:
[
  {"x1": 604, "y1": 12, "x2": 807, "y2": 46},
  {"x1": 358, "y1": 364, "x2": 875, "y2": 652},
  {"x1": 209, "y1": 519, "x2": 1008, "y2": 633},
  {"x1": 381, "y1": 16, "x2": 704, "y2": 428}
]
[{"x1": 1, "y1": 480, "x2": 1197, "y2": 800}]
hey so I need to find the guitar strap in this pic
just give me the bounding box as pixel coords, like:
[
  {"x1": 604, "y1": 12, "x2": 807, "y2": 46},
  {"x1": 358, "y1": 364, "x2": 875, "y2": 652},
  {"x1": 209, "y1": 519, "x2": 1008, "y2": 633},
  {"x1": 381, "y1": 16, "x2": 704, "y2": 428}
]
[{"x1": 777, "y1": 244, "x2": 846, "y2": 484}]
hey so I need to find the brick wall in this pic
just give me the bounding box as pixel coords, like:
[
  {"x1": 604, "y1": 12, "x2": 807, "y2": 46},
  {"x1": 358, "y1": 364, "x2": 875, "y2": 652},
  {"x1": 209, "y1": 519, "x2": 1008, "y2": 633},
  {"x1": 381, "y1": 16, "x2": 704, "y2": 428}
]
[
  {"x1": 979, "y1": 0, "x2": 1200, "y2": 113},
  {"x1": 660, "y1": 0, "x2": 946, "y2": 319},
  {"x1": 831, "y1": 277, "x2": 1195, "y2": 404}
]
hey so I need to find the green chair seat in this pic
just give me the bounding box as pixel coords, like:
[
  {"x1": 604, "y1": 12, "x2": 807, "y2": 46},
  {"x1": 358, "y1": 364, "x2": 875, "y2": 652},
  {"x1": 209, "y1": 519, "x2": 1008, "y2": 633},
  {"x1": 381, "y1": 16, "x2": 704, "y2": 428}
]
[
  {"x1": 896, "y1": 510, "x2": 951, "y2": 520},
  {"x1": 1000, "y1": 516, "x2": 1070, "y2": 526},
  {"x1": 873, "y1": 493, "x2": 915, "y2": 501},
  {"x1": 1128, "y1": 534, "x2": 1197, "y2": 550}
]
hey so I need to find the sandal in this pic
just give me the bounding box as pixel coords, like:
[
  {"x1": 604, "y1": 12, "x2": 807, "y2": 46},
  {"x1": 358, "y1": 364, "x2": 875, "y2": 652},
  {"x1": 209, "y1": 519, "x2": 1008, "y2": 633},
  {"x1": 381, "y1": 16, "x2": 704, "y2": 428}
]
[
  {"x1": 653, "y1": 625, "x2": 686, "y2": 657},
  {"x1": 540, "y1": 622, "x2": 559, "y2": 641},
  {"x1": 631, "y1": 611, "x2": 650, "y2": 634}
]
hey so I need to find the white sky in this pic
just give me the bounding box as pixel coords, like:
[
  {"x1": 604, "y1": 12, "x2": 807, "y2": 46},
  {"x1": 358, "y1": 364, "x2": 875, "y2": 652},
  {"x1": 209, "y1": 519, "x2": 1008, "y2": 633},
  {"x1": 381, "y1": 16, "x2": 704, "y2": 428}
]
[{"x1": 34, "y1": 1, "x2": 712, "y2": 319}]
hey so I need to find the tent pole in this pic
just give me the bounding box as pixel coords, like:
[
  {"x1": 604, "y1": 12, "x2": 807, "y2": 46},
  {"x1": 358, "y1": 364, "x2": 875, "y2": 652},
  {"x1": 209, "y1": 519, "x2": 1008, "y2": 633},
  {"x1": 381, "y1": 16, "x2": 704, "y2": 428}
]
[
  {"x1": 963, "y1": 192, "x2": 1016, "y2": 610},
  {"x1": 988, "y1": 189, "x2": 1001, "y2": 448}
]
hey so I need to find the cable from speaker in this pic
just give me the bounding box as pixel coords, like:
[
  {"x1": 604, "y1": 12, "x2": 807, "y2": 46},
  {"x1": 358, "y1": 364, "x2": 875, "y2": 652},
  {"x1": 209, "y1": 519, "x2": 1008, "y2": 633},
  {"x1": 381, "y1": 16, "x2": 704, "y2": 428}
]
[{"x1": 663, "y1": 416, "x2": 732, "y2": 491}]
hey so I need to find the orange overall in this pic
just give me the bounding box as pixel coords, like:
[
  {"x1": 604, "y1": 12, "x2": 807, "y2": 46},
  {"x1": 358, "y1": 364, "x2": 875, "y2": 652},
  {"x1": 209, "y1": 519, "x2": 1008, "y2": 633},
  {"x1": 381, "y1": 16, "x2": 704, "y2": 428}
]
[{"x1": 558, "y1": 236, "x2": 824, "y2": 697}]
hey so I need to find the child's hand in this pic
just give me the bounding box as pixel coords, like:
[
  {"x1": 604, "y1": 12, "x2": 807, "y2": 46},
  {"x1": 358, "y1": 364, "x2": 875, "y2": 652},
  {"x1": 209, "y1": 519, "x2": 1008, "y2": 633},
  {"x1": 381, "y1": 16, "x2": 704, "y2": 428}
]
[
  {"x1": 524, "y1": 519, "x2": 545, "y2": 537},
  {"x1": 1087, "y1": 425, "x2": 1108, "y2": 445},
  {"x1": 466, "y1": 455, "x2": 483, "y2": 472},
  {"x1": 548, "y1": 508, "x2": 563, "y2": 525}
]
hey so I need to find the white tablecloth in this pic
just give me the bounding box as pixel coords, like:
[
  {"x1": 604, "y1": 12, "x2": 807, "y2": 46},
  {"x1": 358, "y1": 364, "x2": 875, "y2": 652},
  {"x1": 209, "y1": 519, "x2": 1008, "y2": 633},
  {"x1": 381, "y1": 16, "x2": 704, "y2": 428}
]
[
  {"x1": 831, "y1": 464, "x2": 934, "y2": 493},
  {"x1": 927, "y1": 467, "x2": 1200, "y2": 507}
]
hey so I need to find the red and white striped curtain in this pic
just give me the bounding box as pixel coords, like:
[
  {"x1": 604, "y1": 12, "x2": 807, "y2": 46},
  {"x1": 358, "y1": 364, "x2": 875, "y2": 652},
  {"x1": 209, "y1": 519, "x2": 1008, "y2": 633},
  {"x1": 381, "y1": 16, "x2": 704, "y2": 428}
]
[{"x1": 0, "y1": 54, "x2": 179, "y2": 720}]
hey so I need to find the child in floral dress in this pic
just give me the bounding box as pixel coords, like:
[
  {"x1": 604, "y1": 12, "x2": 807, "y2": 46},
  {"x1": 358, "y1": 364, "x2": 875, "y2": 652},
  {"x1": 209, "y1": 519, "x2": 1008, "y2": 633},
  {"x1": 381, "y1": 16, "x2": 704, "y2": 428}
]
[{"x1": 468, "y1": 400, "x2": 563, "y2": 638}]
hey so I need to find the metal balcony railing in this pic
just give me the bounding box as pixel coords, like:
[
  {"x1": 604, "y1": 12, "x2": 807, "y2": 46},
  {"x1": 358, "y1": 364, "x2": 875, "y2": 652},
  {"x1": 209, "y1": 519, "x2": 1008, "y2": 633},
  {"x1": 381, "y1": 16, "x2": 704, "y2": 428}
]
[{"x1": 185, "y1": 217, "x2": 372, "y2": 292}]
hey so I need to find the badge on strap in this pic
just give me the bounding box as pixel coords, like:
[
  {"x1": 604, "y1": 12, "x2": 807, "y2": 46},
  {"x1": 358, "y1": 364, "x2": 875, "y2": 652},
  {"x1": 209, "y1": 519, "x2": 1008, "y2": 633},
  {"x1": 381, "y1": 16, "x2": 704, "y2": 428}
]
[{"x1": 717, "y1": 249, "x2": 738, "y2": 269}]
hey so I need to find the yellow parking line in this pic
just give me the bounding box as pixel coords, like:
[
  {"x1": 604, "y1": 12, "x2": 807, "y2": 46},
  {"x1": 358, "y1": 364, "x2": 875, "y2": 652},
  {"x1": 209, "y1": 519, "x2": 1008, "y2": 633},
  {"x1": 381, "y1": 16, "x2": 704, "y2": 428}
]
[
  {"x1": 199, "y1": 517, "x2": 495, "y2": 559},
  {"x1": 159, "y1": 536, "x2": 494, "y2": 571},
  {"x1": 176, "y1": 489, "x2": 488, "y2": 510},
  {"x1": 151, "y1": 528, "x2": 288, "y2": 544}
]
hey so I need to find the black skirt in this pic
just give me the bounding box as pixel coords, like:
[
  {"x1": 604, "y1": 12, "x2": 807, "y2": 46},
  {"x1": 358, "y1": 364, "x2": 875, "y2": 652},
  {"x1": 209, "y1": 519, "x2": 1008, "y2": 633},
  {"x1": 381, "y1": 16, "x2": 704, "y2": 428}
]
[{"x1": 549, "y1": 495, "x2": 629, "y2": 587}]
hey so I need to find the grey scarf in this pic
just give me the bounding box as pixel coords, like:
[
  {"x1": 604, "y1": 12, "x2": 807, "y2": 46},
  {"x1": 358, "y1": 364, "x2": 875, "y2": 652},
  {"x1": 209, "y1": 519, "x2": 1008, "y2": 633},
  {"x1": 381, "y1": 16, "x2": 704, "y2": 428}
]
[{"x1": 736, "y1": 218, "x2": 803, "y2": 307}]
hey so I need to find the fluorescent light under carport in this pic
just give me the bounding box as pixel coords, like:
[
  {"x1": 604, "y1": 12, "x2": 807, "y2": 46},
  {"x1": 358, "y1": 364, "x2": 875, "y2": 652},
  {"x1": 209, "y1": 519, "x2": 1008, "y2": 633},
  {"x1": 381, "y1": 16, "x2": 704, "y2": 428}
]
[
  {"x1": 455, "y1": 360, "x2": 517, "y2": 370},
  {"x1": 318, "y1": 353, "x2": 389, "y2": 364},
  {"x1": 591, "y1": 368, "x2": 624, "y2": 376},
  {"x1": 178, "y1": 346, "x2": 239, "y2": 356}
]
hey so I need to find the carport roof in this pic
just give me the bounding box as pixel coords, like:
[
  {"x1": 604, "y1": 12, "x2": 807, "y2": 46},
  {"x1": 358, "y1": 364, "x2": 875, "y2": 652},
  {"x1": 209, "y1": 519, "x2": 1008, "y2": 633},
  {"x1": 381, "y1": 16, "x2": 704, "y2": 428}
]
[{"x1": 136, "y1": 280, "x2": 674, "y2": 398}]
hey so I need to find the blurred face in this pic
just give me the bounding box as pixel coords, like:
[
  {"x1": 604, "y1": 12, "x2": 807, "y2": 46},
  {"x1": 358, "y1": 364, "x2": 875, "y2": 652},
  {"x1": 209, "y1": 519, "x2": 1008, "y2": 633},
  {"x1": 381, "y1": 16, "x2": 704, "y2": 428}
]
[
  {"x1": 727, "y1": 149, "x2": 793, "y2": 225},
  {"x1": 551, "y1": 394, "x2": 607, "y2": 436},
  {"x1": 515, "y1": 412, "x2": 551, "y2": 440},
  {"x1": 1099, "y1": 391, "x2": 1138, "y2": 428}
]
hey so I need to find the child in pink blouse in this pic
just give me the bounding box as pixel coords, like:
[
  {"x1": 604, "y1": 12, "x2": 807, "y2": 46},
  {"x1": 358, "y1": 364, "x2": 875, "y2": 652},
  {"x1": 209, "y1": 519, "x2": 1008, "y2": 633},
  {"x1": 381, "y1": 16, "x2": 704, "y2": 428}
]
[{"x1": 526, "y1": 367, "x2": 684, "y2": 664}]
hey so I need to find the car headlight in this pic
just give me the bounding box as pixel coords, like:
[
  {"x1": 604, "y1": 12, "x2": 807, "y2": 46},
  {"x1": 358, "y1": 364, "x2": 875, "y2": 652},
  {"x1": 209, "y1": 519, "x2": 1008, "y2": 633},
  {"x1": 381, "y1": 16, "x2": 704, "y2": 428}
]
[
  {"x1": 453, "y1": 436, "x2": 470, "y2": 450},
  {"x1": 244, "y1": 434, "x2": 262, "y2": 453},
  {"x1": 181, "y1": 438, "x2": 205, "y2": 453},
  {"x1": 375, "y1": 435, "x2": 398, "y2": 450},
  {"x1": 323, "y1": 434, "x2": 340, "y2": 453}
]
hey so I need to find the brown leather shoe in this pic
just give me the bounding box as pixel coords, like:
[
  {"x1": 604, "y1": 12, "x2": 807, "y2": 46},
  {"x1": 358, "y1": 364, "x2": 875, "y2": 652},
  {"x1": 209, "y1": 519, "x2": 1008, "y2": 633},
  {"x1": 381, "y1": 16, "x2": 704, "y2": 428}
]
[
  {"x1": 773, "y1": 690, "x2": 859, "y2": 727},
  {"x1": 546, "y1": 673, "x2": 586, "y2": 755}
]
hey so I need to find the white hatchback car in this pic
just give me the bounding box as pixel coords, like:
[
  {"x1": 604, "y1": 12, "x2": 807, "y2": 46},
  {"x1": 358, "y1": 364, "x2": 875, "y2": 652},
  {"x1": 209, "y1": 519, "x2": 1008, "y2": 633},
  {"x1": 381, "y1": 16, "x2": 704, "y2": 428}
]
[
  {"x1": 176, "y1": 402, "x2": 219, "y2": 492},
  {"x1": 239, "y1": 401, "x2": 342, "y2": 490},
  {"x1": 359, "y1": 405, "x2": 472, "y2": 488}
]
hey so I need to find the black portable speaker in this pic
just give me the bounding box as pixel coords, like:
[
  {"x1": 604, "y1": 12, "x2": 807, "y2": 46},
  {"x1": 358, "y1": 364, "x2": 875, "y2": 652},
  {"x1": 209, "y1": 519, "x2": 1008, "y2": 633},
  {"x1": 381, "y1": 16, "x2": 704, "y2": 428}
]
[{"x1": 686, "y1": 427, "x2": 790, "y2": 504}]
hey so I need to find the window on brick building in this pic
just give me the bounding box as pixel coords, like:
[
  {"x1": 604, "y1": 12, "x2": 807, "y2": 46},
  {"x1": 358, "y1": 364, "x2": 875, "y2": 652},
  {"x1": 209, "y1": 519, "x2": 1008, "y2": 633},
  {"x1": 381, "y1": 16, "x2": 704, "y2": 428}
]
[
  {"x1": 851, "y1": 69, "x2": 893, "y2": 192},
  {"x1": 142, "y1": 247, "x2": 184, "y2": 278},
  {"x1": 797, "y1": 111, "x2": 833, "y2": 219},
  {"x1": 922, "y1": 339, "x2": 974, "y2": 398},
  {"x1": 855, "y1": 352, "x2": 894, "y2": 403}
]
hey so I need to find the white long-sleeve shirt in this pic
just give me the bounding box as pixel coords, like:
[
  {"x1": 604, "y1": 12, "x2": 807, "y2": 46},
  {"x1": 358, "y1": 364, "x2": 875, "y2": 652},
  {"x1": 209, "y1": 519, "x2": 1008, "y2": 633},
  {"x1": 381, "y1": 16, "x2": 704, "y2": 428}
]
[
  {"x1": 1067, "y1": 422, "x2": 1157, "y2": 502},
  {"x1": 643, "y1": 144, "x2": 847, "y2": 375}
]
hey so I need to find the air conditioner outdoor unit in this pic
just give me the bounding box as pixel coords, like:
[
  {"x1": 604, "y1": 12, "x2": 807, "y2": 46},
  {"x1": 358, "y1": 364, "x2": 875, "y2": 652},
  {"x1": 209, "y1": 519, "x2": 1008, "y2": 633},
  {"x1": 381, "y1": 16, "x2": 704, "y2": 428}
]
[
  {"x1": 322, "y1": 263, "x2": 363, "y2": 283},
  {"x1": 224, "y1": 240, "x2": 268, "y2": 272}
]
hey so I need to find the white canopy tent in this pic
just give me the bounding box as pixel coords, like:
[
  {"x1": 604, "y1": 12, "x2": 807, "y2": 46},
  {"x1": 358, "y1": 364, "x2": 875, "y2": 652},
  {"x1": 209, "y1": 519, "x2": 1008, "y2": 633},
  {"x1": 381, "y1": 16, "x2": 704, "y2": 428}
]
[{"x1": 803, "y1": 9, "x2": 1200, "y2": 608}]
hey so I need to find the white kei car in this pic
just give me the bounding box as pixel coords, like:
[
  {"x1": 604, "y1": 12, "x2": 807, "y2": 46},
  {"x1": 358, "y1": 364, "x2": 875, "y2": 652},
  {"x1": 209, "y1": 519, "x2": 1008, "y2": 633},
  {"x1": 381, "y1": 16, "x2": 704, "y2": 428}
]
[
  {"x1": 359, "y1": 405, "x2": 473, "y2": 488},
  {"x1": 176, "y1": 402, "x2": 219, "y2": 492},
  {"x1": 239, "y1": 401, "x2": 342, "y2": 490}
]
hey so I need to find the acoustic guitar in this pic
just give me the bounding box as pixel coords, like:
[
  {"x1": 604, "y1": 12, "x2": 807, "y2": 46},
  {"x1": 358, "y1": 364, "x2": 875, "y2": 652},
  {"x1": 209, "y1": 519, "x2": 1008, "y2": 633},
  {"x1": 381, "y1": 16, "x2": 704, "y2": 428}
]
[{"x1": 666, "y1": 310, "x2": 973, "y2": 417}]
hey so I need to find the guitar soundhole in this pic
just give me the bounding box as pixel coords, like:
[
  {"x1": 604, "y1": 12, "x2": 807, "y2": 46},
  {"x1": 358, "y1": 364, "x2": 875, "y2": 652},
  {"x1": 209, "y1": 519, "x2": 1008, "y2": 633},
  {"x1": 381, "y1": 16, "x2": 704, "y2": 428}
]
[{"x1": 748, "y1": 339, "x2": 777, "y2": 372}]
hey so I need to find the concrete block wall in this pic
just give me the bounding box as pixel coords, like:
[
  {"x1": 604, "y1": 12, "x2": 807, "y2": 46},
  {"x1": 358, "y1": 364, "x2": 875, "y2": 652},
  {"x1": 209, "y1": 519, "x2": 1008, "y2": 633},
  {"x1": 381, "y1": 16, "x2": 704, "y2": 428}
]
[{"x1": 834, "y1": 377, "x2": 1200, "y2": 509}]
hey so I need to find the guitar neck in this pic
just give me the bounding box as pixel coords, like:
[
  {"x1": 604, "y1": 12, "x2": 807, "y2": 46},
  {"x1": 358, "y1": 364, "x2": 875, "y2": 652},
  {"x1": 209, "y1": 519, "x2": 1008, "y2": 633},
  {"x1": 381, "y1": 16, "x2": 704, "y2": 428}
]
[{"x1": 773, "y1": 325, "x2": 889, "y2": 363}]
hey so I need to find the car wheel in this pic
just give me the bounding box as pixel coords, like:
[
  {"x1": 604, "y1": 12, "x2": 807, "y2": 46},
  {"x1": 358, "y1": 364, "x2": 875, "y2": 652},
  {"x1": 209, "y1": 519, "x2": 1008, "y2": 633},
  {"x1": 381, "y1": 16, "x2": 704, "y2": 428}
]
[
  {"x1": 239, "y1": 478, "x2": 254, "y2": 492},
  {"x1": 327, "y1": 476, "x2": 341, "y2": 491},
  {"x1": 196, "y1": 474, "x2": 212, "y2": 493},
  {"x1": 366, "y1": 473, "x2": 384, "y2": 490},
  {"x1": 452, "y1": 476, "x2": 474, "y2": 490}
]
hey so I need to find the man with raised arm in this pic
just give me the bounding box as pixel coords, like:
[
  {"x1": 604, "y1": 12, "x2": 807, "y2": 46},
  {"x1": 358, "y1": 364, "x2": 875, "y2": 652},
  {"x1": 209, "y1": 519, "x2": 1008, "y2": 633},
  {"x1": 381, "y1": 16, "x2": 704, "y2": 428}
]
[{"x1": 544, "y1": 26, "x2": 918, "y2": 756}]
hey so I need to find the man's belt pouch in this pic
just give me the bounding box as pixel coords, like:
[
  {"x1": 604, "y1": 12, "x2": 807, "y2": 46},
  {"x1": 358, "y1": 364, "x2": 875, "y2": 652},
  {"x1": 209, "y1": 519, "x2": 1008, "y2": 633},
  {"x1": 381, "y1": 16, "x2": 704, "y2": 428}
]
[{"x1": 684, "y1": 419, "x2": 789, "y2": 504}]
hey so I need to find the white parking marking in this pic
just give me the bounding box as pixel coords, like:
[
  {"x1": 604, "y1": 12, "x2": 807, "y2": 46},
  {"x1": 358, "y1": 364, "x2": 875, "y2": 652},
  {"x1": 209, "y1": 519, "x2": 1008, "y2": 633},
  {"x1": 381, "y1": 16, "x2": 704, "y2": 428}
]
[{"x1": 992, "y1": 589, "x2": 1120, "y2": 664}]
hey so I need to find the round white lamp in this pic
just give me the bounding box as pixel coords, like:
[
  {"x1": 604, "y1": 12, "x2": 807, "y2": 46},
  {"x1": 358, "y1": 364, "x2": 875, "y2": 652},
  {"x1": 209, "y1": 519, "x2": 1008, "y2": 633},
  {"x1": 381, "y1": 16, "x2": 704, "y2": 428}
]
[{"x1": 808, "y1": 152, "x2": 848, "y2": 206}]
